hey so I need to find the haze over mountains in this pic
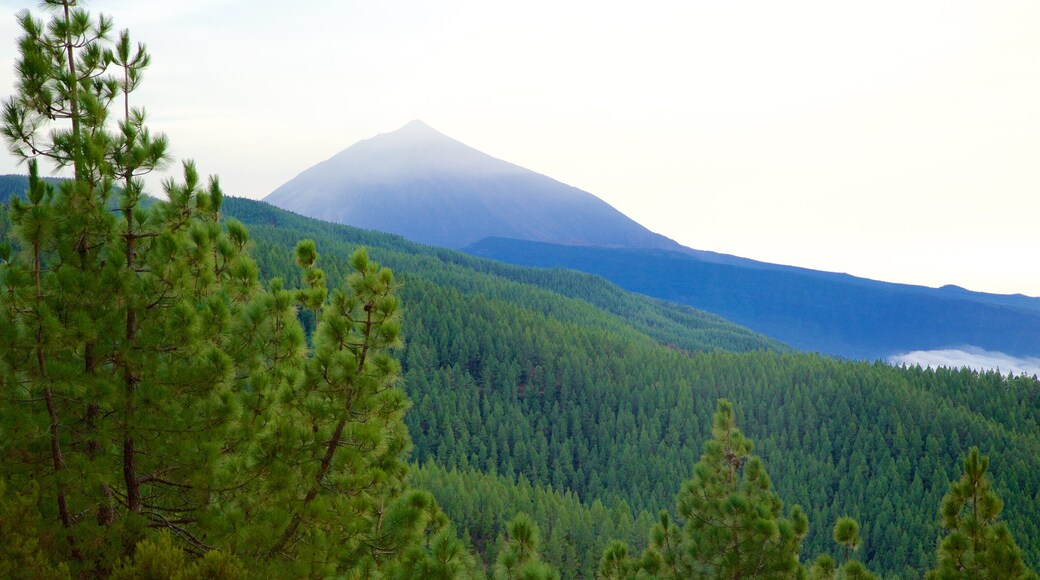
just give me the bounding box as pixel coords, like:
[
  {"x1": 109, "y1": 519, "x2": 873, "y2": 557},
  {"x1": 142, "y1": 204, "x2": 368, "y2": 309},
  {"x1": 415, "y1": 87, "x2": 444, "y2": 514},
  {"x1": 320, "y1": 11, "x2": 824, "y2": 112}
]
[
  {"x1": 466, "y1": 237, "x2": 1040, "y2": 363},
  {"x1": 265, "y1": 120, "x2": 683, "y2": 251},
  {"x1": 267, "y1": 122, "x2": 1040, "y2": 364}
]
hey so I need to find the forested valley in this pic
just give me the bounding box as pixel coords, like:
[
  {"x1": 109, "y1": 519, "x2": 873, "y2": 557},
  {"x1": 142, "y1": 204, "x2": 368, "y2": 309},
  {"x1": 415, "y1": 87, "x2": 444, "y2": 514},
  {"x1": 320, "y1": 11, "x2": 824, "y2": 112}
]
[
  {"x1": 1, "y1": 3, "x2": 1039, "y2": 579},
  {"x1": 229, "y1": 195, "x2": 1040, "y2": 579}
]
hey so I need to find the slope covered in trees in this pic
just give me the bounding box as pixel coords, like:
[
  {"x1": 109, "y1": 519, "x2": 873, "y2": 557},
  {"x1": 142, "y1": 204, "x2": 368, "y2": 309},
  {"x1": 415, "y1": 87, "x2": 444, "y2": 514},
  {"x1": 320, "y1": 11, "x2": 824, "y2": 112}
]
[
  {"x1": 4, "y1": 134, "x2": 1038, "y2": 580},
  {"x1": 465, "y1": 237, "x2": 1040, "y2": 361},
  {"x1": 2, "y1": 4, "x2": 1039, "y2": 577},
  {"x1": 221, "y1": 196, "x2": 1040, "y2": 577}
]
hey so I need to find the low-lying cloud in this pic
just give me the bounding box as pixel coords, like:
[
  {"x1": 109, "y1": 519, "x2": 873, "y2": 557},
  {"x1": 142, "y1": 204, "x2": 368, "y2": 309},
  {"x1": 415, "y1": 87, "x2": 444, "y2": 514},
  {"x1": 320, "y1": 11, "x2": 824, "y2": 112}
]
[{"x1": 889, "y1": 346, "x2": 1040, "y2": 377}]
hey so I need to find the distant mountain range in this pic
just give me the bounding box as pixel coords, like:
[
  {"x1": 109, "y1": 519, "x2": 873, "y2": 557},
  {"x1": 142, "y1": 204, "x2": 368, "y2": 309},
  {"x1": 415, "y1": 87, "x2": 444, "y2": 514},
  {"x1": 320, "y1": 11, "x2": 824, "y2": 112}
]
[
  {"x1": 465, "y1": 237, "x2": 1040, "y2": 361},
  {"x1": 265, "y1": 120, "x2": 683, "y2": 251},
  {"x1": 8, "y1": 121, "x2": 1039, "y2": 363},
  {"x1": 256, "y1": 121, "x2": 1040, "y2": 362}
]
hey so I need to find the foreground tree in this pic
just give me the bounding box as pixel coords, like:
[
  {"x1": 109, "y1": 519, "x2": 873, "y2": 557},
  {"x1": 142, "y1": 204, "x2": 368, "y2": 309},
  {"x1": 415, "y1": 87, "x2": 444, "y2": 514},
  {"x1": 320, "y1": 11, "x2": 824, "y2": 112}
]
[
  {"x1": 600, "y1": 399, "x2": 809, "y2": 579},
  {"x1": 2, "y1": 2, "x2": 243, "y2": 567},
  {"x1": 808, "y1": 517, "x2": 877, "y2": 580},
  {"x1": 926, "y1": 447, "x2": 1037, "y2": 580},
  {"x1": 675, "y1": 399, "x2": 809, "y2": 578},
  {"x1": 493, "y1": 513, "x2": 559, "y2": 580},
  {"x1": 0, "y1": 2, "x2": 473, "y2": 577}
]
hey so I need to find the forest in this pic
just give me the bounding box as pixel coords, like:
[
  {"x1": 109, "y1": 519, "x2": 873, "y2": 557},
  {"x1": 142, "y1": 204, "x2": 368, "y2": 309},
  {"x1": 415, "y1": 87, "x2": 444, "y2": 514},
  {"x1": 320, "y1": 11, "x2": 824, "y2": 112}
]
[{"x1": 1, "y1": 3, "x2": 1039, "y2": 579}]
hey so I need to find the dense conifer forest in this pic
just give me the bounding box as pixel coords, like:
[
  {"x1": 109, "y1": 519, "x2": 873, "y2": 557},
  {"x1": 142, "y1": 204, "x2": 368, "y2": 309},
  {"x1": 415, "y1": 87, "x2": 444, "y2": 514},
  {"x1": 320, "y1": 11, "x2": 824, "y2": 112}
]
[
  {"x1": 222, "y1": 196, "x2": 1040, "y2": 578},
  {"x1": 1, "y1": 3, "x2": 1038, "y2": 578}
]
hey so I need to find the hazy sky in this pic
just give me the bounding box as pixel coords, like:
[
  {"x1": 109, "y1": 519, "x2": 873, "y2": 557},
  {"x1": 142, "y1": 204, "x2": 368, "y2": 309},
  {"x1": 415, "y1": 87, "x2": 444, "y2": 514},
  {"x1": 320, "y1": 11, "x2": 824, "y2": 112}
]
[{"x1": 2, "y1": 1, "x2": 1038, "y2": 296}]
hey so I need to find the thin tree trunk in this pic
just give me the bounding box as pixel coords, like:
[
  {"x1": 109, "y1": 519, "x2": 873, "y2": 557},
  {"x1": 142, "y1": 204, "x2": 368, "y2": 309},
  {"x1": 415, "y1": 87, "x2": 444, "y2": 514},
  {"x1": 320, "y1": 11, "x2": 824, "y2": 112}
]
[
  {"x1": 268, "y1": 306, "x2": 376, "y2": 556},
  {"x1": 122, "y1": 190, "x2": 142, "y2": 513},
  {"x1": 35, "y1": 237, "x2": 80, "y2": 558}
]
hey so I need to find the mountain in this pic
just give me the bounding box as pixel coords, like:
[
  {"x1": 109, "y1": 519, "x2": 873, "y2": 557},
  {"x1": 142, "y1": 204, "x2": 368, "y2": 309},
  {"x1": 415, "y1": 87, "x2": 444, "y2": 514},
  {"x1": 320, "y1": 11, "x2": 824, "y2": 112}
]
[
  {"x1": 262, "y1": 123, "x2": 1040, "y2": 363},
  {"x1": 0, "y1": 173, "x2": 67, "y2": 204},
  {"x1": 263, "y1": 120, "x2": 684, "y2": 250},
  {"x1": 5, "y1": 185, "x2": 1039, "y2": 576},
  {"x1": 465, "y1": 237, "x2": 1040, "y2": 361},
  {"x1": 220, "y1": 196, "x2": 1040, "y2": 576}
]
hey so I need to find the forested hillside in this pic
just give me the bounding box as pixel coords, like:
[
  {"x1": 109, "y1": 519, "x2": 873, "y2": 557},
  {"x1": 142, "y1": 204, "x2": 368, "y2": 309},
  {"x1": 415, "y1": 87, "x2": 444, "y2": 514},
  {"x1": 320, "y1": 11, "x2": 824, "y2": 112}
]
[
  {"x1": 465, "y1": 237, "x2": 1040, "y2": 361},
  {"x1": 3, "y1": 3, "x2": 1037, "y2": 578},
  {"x1": 3, "y1": 185, "x2": 1037, "y2": 578},
  {"x1": 222, "y1": 196, "x2": 1040, "y2": 577},
  {"x1": 3, "y1": 179, "x2": 1038, "y2": 577}
]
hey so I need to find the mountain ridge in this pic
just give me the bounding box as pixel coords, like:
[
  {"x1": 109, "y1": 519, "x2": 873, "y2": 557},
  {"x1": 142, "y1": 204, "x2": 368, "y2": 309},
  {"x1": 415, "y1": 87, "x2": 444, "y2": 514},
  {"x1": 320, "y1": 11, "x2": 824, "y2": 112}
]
[
  {"x1": 260, "y1": 121, "x2": 1040, "y2": 361},
  {"x1": 465, "y1": 236, "x2": 1040, "y2": 361},
  {"x1": 264, "y1": 120, "x2": 685, "y2": 251}
]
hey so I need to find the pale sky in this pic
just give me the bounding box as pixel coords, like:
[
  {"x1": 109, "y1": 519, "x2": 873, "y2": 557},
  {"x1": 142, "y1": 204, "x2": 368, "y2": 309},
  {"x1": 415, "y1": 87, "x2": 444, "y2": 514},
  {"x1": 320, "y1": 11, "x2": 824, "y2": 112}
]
[{"x1": 2, "y1": 1, "x2": 1038, "y2": 296}]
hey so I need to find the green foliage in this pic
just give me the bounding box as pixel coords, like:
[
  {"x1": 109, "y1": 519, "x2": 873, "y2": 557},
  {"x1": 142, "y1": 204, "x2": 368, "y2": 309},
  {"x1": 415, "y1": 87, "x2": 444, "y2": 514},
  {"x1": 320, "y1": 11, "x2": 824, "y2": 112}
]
[
  {"x1": 0, "y1": 479, "x2": 70, "y2": 580},
  {"x1": 494, "y1": 514, "x2": 559, "y2": 580},
  {"x1": 219, "y1": 193, "x2": 1040, "y2": 577},
  {"x1": 676, "y1": 399, "x2": 808, "y2": 577},
  {"x1": 840, "y1": 561, "x2": 877, "y2": 580},
  {"x1": 597, "y1": 541, "x2": 633, "y2": 580},
  {"x1": 110, "y1": 533, "x2": 246, "y2": 580},
  {"x1": 293, "y1": 238, "x2": 327, "y2": 316},
  {"x1": 0, "y1": 4, "x2": 469, "y2": 578},
  {"x1": 817, "y1": 516, "x2": 877, "y2": 580},
  {"x1": 808, "y1": 555, "x2": 836, "y2": 580},
  {"x1": 410, "y1": 462, "x2": 653, "y2": 579},
  {"x1": 598, "y1": 399, "x2": 809, "y2": 579},
  {"x1": 1, "y1": 4, "x2": 246, "y2": 565},
  {"x1": 926, "y1": 447, "x2": 1038, "y2": 580},
  {"x1": 833, "y1": 517, "x2": 861, "y2": 563}
]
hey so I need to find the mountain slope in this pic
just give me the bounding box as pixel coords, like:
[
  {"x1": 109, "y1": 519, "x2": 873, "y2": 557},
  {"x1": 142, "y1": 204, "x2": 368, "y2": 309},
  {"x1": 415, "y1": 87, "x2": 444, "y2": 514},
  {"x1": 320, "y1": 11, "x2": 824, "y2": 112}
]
[
  {"x1": 7, "y1": 186, "x2": 1037, "y2": 575},
  {"x1": 258, "y1": 124, "x2": 1040, "y2": 362},
  {"x1": 465, "y1": 237, "x2": 1040, "y2": 361},
  {"x1": 218, "y1": 197, "x2": 1040, "y2": 576},
  {"x1": 263, "y1": 120, "x2": 684, "y2": 250},
  {"x1": 222, "y1": 196, "x2": 785, "y2": 356}
]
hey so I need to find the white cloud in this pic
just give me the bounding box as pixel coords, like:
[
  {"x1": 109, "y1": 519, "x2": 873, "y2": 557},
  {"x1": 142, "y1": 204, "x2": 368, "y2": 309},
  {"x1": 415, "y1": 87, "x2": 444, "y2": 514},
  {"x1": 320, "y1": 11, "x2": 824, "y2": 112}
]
[{"x1": 889, "y1": 346, "x2": 1040, "y2": 377}]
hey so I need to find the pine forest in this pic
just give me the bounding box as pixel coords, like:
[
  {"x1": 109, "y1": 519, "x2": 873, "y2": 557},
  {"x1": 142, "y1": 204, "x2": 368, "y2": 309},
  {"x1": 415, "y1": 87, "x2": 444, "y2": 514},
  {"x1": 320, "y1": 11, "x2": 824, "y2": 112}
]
[{"x1": 0, "y1": 3, "x2": 1038, "y2": 579}]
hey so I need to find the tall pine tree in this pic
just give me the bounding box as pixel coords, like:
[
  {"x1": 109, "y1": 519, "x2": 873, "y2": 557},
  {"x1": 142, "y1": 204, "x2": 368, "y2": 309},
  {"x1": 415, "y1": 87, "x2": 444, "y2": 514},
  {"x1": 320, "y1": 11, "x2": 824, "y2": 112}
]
[
  {"x1": 675, "y1": 399, "x2": 809, "y2": 578},
  {"x1": 0, "y1": 3, "x2": 474, "y2": 577},
  {"x1": 926, "y1": 447, "x2": 1037, "y2": 580},
  {"x1": 599, "y1": 399, "x2": 809, "y2": 578}
]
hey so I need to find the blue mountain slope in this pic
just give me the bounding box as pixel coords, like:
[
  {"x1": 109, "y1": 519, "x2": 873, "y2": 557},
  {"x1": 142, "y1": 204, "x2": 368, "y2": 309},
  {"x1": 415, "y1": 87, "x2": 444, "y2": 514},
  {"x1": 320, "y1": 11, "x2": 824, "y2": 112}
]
[
  {"x1": 253, "y1": 121, "x2": 1039, "y2": 363},
  {"x1": 465, "y1": 237, "x2": 1040, "y2": 361},
  {"x1": 263, "y1": 121, "x2": 685, "y2": 251}
]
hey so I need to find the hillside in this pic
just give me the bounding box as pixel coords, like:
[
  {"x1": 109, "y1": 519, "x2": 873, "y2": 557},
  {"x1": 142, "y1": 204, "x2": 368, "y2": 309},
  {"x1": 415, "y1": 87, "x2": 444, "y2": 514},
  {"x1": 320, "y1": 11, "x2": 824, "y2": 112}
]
[
  {"x1": 4, "y1": 4, "x2": 1037, "y2": 575},
  {"x1": 466, "y1": 237, "x2": 1040, "y2": 362},
  {"x1": 254, "y1": 123, "x2": 1040, "y2": 363},
  {"x1": 263, "y1": 120, "x2": 684, "y2": 250},
  {"x1": 4, "y1": 175, "x2": 1038, "y2": 575},
  {"x1": 219, "y1": 197, "x2": 1040, "y2": 577}
]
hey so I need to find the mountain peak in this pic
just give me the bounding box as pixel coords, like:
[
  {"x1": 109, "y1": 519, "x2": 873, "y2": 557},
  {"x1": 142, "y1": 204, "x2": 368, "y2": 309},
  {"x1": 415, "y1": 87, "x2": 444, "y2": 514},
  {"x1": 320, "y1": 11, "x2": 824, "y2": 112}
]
[
  {"x1": 399, "y1": 119, "x2": 436, "y2": 132},
  {"x1": 263, "y1": 124, "x2": 685, "y2": 251},
  {"x1": 383, "y1": 119, "x2": 446, "y2": 141}
]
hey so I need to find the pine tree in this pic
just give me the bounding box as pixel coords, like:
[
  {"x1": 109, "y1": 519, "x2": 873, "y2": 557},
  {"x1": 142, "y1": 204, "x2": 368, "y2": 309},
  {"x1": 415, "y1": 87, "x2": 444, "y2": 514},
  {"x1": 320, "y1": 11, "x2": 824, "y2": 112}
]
[
  {"x1": 598, "y1": 540, "x2": 635, "y2": 580},
  {"x1": 1, "y1": 3, "x2": 244, "y2": 568},
  {"x1": 810, "y1": 517, "x2": 877, "y2": 580},
  {"x1": 832, "y1": 517, "x2": 860, "y2": 564},
  {"x1": 598, "y1": 399, "x2": 809, "y2": 578},
  {"x1": 926, "y1": 447, "x2": 1038, "y2": 580},
  {"x1": 674, "y1": 399, "x2": 809, "y2": 578},
  {"x1": 1, "y1": 3, "x2": 474, "y2": 577},
  {"x1": 807, "y1": 555, "x2": 836, "y2": 580},
  {"x1": 646, "y1": 510, "x2": 684, "y2": 578},
  {"x1": 494, "y1": 513, "x2": 559, "y2": 580}
]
